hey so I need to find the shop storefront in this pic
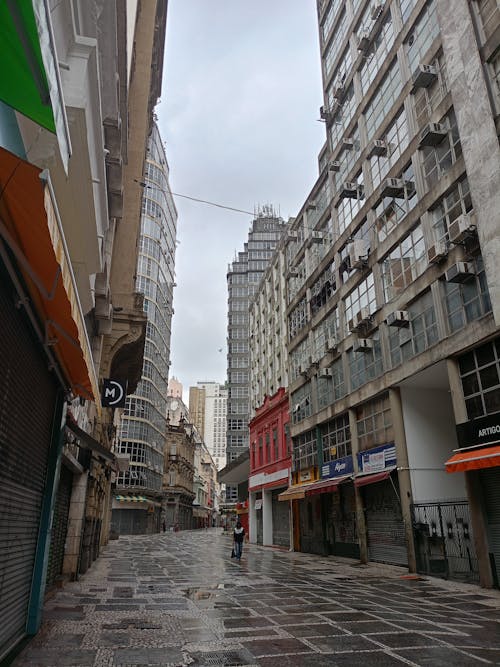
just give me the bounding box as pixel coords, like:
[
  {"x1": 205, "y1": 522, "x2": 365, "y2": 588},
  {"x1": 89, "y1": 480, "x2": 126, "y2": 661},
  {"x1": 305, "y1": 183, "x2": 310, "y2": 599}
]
[
  {"x1": 446, "y1": 411, "x2": 500, "y2": 586},
  {"x1": 355, "y1": 443, "x2": 408, "y2": 567}
]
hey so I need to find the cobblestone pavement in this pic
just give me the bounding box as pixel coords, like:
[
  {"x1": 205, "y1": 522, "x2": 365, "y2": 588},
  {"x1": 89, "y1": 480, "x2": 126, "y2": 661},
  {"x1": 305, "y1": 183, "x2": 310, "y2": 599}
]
[{"x1": 11, "y1": 529, "x2": 500, "y2": 666}]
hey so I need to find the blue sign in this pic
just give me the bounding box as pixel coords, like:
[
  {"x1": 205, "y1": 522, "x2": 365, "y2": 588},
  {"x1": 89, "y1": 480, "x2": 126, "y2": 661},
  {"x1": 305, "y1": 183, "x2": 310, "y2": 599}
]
[
  {"x1": 321, "y1": 455, "x2": 354, "y2": 479},
  {"x1": 357, "y1": 442, "x2": 396, "y2": 473}
]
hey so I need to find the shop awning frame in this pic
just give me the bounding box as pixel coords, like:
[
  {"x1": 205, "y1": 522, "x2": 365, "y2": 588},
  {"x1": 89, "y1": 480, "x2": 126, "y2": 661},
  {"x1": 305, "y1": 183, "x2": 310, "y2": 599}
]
[
  {"x1": 277, "y1": 486, "x2": 307, "y2": 502},
  {"x1": 0, "y1": 148, "x2": 100, "y2": 406},
  {"x1": 354, "y1": 466, "x2": 397, "y2": 488},
  {"x1": 305, "y1": 475, "x2": 351, "y2": 496},
  {"x1": 445, "y1": 445, "x2": 500, "y2": 473},
  {"x1": 66, "y1": 420, "x2": 113, "y2": 462}
]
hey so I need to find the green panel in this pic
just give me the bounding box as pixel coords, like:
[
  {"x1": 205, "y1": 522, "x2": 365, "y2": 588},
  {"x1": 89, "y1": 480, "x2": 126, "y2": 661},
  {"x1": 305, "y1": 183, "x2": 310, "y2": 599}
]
[{"x1": 0, "y1": 0, "x2": 56, "y2": 132}]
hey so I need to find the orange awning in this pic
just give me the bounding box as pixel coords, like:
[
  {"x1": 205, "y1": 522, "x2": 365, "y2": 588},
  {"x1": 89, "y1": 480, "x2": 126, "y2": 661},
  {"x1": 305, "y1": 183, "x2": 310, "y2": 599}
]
[
  {"x1": 278, "y1": 486, "x2": 306, "y2": 501},
  {"x1": 445, "y1": 446, "x2": 500, "y2": 473},
  {"x1": 0, "y1": 147, "x2": 98, "y2": 402}
]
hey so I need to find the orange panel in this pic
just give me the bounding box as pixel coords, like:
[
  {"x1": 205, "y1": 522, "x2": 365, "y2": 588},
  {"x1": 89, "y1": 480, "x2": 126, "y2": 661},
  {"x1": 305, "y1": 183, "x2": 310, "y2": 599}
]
[{"x1": 445, "y1": 445, "x2": 500, "y2": 473}]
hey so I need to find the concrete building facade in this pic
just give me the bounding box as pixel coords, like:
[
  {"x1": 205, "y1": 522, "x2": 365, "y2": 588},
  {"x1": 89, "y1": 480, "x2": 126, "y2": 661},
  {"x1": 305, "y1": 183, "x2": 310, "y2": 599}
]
[
  {"x1": 112, "y1": 122, "x2": 177, "y2": 535},
  {"x1": 225, "y1": 207, "x2": 286, "y2": 501},
  {"x1": 278, "y1": 0, "x2": 500, "y2": 585},
  {"x1": 189, "y1": 382, "x2": 228, "y2": 470}
]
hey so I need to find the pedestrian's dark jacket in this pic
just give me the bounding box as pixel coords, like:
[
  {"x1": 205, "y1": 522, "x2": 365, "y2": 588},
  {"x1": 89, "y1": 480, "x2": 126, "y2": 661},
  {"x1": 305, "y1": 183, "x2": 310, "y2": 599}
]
[{"x1": 233, "y1": 525, "x2": 245, "y2": 543}]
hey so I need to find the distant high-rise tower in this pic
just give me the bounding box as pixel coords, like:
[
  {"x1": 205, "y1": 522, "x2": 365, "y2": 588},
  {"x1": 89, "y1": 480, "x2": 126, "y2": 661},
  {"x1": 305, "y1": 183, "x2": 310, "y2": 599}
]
[
  {"x1": 189, "y1": 382, "x2": 228, "y2": 470},
  {"x1": 112, "y1": 123, "x2": 177, "y2": 534},
  {"x1": 225, "y1": 207, "x2": 286, "y2": 501}
]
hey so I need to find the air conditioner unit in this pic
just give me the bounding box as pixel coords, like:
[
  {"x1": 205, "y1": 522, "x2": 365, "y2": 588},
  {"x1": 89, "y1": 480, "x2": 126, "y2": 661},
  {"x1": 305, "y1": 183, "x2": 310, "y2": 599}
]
[
  {"x1": 306, "y1": 200, "x2": 317, "y2": 210},
  {"x1": 287, "y1": 232, "x2": 299, "y2": 241},
  {"x1": 341, "y1": 182, "x2": 364, "y2": 199},
  {"x1": 427, "y1": 240, "x2": 448, "y2": 264},
  {"x1": 387, "y1": 310, "x2": 409, "y2": 327},
  {"x1": 354, "y1": 338, "x2": 373, "y2": 352},
  {"x1": 356, "y1": 307, "x2": 372, "y2": 325},
  {"x1": 319, "y1": 368, "x2": 332, "y2": 378},
  {"x1": 348, "y1": 317, "x2": 359, "y2": 333},
  {"x1": 412, "y1": 64, "x2": 438, "y2": 89},
  {"x1": 326, "y1": 336, "x2": 337, "y2": 352},
  {"x1": 367, "y1": 139, "x2": 388, "y2": 158},
  {"x1": 328, "y1": 160, "x2": 341, "y2": 172},
  {"x1": 419, "y1": 122, "x2": 447, "y2": 147},
  {"x1": 445, "y1": 262, "x2": 476, "y2": 283},
  {"x1": 342, "y1": 137, "x2": 354, "y2": 150},
  {"x1": 288, "y1": 269, "x2": 299, "y2": 278},
  {"x1": 380, "y1": 177, "x2": 405, "y2": 198},
  {"x1": 448, "y1": 213, "x2": 477, "y2": 244},
  {"x1": 357, "y1": 30, "x2": 371, "y2": 52},
  {"x1": 332, "y1": 80, "x2": 345, "y2": 99},
  {"x1": 310, "y1": 231, "x2": 324, "y2": 243},
  {"x1": 371, "y1": 1, "x2": 384, "y2": 20},
  {"x1": 348, "y1": 239, "x2": 368, "y2": 269}
]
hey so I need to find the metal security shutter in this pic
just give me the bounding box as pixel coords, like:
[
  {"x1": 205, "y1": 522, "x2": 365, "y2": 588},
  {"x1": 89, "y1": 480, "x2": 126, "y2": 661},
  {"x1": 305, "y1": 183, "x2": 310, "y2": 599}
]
[
  {"x1": 46, "y1": 465, "x2": 73, "y2": 589},
  {"x1": 480, "y1": 468, "x2": 500, "y2": 582},
  {"x1": 272, "y1": 489, "x2": 290, "y2": 547},
  {"x1": 0, "y1": 274, "x2": 58, "y2": 660},
  {"x1": 365, "y1": 478, "x2": 408, "y2": 566}
]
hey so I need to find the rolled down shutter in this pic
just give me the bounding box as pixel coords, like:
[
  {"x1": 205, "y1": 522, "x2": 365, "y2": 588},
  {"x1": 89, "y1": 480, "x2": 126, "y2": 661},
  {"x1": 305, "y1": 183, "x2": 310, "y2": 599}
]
[
  {"x1": 364, "y1": 478, "x2": 408, "y2": 567},
  {"x1": 480, "y1": 468, "x2": 500, "y2": 581},
  {"x1": 0, "y1": 272, "x2": 58, "y2": 660}
]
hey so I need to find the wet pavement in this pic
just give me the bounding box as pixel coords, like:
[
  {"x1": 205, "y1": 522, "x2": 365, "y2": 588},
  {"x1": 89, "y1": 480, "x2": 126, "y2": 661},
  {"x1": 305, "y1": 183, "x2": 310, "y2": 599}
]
[{"x1": 11, "y1": 529, "x2": 500, "y2": 666}]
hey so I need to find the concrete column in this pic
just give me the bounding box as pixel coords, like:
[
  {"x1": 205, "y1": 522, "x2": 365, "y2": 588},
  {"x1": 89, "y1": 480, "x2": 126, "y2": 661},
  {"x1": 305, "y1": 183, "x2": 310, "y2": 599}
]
[
  {"x1": 262, "y1": 489, "x2": 273, "y2": 546},
  {"x1": 63, "y1": 471, "x2": 88, "y2": 579},
  {"x1": 349, "y1": 409, "x2": 368, "y2": 563},
  {"x1": 389, "y1": 387, "x2": 416, "y2": 573},
  {"x1": 436, "y1": 0, "x2": 500, "y2": 325},
  {"x1": 248, "y1": 491, "x2": 257, "y2": 544},
  {"x1": 447, "y1": 359, "x2": 494, "y2": 588}
]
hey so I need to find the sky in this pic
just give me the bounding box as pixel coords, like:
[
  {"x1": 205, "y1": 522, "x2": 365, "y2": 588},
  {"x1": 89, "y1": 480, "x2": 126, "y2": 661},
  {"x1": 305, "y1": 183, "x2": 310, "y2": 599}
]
[{"x1": 158, "y1": 0, "x2": 325, "y2": 402}]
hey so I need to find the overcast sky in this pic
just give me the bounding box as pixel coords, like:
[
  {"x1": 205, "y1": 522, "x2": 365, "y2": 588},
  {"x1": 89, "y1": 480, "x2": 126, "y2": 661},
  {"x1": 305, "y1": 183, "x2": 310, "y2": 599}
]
[{"x1": 158, "y1": 0, "x2": 325, "y2": 401}]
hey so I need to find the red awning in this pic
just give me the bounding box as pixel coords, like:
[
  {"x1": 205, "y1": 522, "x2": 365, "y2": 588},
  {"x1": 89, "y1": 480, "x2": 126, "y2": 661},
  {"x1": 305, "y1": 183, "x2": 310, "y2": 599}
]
[
  {"x1": 0, "y1": 147, "x2": 97, "y2": 400},
  {"x1": 305, "y1": 475, "x2": 351, "y2": 496},
  {"x1": 354, "y1": 470, "x2": 392, "y2": 488},
  {"x1": 445, "y1": 445, "x2": 500, "y2": 473}
]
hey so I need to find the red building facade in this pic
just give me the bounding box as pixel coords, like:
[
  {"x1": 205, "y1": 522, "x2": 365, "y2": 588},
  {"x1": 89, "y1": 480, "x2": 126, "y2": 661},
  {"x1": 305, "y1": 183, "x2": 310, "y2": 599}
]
[{"x1": 248, "y1": 388, "x2": 291, "y2": 547}]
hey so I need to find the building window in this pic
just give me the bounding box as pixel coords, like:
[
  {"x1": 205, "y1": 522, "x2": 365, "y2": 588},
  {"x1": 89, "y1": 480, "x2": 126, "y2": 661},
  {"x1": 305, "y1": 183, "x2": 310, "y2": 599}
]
[
  {"x1": 388, "y1": 290, "x2": 439, "y2": 367},
  {"x1": 289, "y1": 296, "x2": 308, "y2": 340},
  {"x1": 329, "y1": 81, "x2": 356, "y2": 149},
  {"x1": 459, "y1": 340, "x2": 500, "y2": 419},
  {"x1": 291, "y1": 382, "x2": 313, "y2": 424},
  {"x1": 404, "y1": 1, "x2": 440, "y2": 75},
  {"x1": 431, "y1": 177, "x2": 472, "y2": 243},
  {"x1": 321, "y1": 413, "x2": 351, "y2": 464},
  {"x1": 356, "y1": 393, "x2": 393, "y2": 451},
  {"x1": 273, "y1": 428, "x2": 279, "y2": 461},
  {"x1": 324, "y1": 8, "x2": 348, "y2": 77},
  {"x1": 336, "y1": 171, "x2": 364, "y2": 234},
  {"x1": 421, "y1": 110, "x2": 462, "y2": 190},
  {"x1": 344, "y1": 272, "x2": 377, "y2": 334},
  {"x1": 375, "y1": 164, "x2": 418, "y2": 243},
  {"x1": 381, "y1": 224, "x2": 427, "y2": 301},
  {"x1": 310, "y1": 260, "x2": 336, "y2": 316},
  {"x1": 364, "y1": 58, "x2": 403, "y2": 142},
  {"x1": 293, "y1": 429, "x2": 317, "y2": 471},
  {"x1": 414, "y1": 51, "x2": 449, "y2": 129},
  {"x1": 369, "y1": 108, "x2": 410, "y2": 192},
  {"x1": 360, "y1": 14, "x2": 396, "y2": 95},
  {"x1": 476, "y1": 0, "x2": 500, "y2": 43},
  {"x1": 400, "y1": 0, "x2": 418, "y2": 23},
  {"x1": 348, "y1": 333, "x2": 384, "y2": 390},
  {"x1": 331, "y1": 357, "x2": 346, "y2": 401},
  {"x1": 443, "y1": 256, "x2": 491, "y2": 332}
]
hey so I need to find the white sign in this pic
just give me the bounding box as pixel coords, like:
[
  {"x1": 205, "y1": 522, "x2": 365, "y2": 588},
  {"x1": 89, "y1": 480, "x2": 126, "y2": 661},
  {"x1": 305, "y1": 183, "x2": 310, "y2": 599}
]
[{"x1": 364, "y1": 451, "x2": 385, "y2": 473}]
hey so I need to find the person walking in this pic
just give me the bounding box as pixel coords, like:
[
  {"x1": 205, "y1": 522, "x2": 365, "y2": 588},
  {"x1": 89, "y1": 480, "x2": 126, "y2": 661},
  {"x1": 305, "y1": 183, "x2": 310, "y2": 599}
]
[{"x1": 233, "y1": 520, "x2": 245, "y2": 561}]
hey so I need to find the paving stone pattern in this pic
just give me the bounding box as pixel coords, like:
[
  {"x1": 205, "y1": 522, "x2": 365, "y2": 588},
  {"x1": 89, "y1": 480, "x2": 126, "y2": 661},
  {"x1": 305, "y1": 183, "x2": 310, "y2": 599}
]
[{"x1": 11, "y1": 529, "x2": 500, "y2": 666}]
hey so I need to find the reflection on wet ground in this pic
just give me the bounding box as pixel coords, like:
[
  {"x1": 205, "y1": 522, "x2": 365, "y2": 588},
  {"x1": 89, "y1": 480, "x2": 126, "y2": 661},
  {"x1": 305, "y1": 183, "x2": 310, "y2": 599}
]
[{"x1": 11, "y1": 529, "x2": 500, "y2": 666}]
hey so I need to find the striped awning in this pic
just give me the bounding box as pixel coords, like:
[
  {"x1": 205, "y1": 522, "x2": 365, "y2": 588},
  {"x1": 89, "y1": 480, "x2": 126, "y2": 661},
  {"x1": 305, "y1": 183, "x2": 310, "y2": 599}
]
[{"x1": 115, "y1": 495, "x2": 147, "y2": 503}]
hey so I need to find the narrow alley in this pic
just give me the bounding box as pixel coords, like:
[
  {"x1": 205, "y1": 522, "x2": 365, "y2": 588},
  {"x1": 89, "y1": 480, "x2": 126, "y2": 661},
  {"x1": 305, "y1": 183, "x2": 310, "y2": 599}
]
[{"x1": 10, "y1": 530, "x2": 500, "y2": 667}]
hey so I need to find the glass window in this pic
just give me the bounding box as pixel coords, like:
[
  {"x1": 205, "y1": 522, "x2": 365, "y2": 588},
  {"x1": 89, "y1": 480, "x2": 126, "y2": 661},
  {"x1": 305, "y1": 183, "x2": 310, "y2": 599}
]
[
  {"x1": 348, "y1": 332, "x2": 384, "y2": 390},
  {"x1": 356, "y1": 393, "x2": 393, "y2": 451},
  {"x1": 443, "y1": 256, "x2": 491, "y2": 332},
  {"x1": 405, "y1": 1, "x2": 440, "y2": 75},
  {"x1": 381, "y1": 224, "x2": 427, "y2": 302},
  {"x1": 421, "y1": 110, "x2": 462, "y2": 190},
  {"x1": 292, "y1": 429, "x2": 318, "y2": 471},
  {"x1": 388, "y1": 290, "x2": 439, "y2": 367},
  {"x1": 321, "y1": 413, "x2": 351, "y2": 463},
  {"x1": 364, "y1": 59, "x2": 403, "y2": 141},
  {"x1": 459, "y1": 340, "x2": 500, "y2": 419},
  {"x1": 344, "y1": 272, "x2": 377, "y2": 334}
]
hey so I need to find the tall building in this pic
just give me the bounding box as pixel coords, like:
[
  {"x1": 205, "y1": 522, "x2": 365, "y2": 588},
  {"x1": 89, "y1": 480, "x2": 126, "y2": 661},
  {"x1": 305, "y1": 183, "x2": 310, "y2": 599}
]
[
  {"x1": 280, "y1": 0, "x2": 500, "y2": 583},
  {"x1": 112, "y1": 123, "x2": 177, "y2": 534},
  {"x1": 225, "y1": 207, "x2": 286, "y2": 501},
  {"x1": 189, "y1": 382, "x2": 228, "y2": 470}
]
